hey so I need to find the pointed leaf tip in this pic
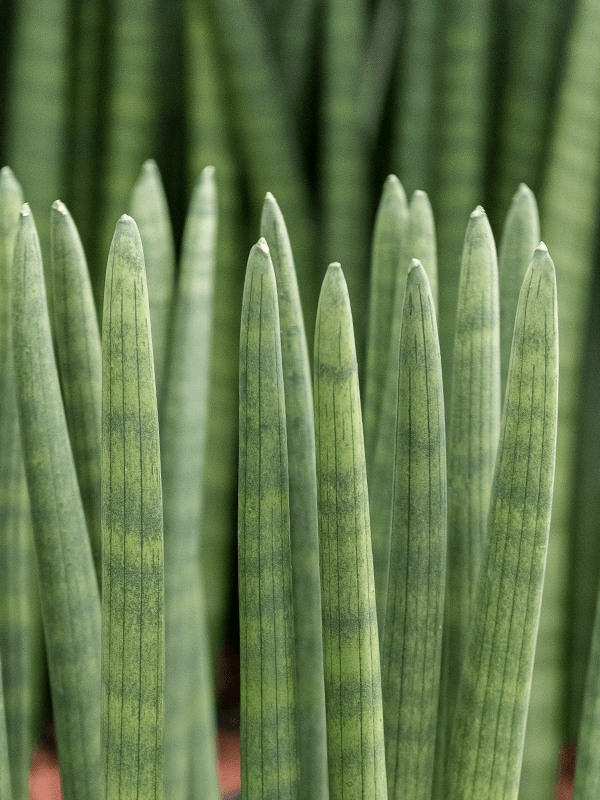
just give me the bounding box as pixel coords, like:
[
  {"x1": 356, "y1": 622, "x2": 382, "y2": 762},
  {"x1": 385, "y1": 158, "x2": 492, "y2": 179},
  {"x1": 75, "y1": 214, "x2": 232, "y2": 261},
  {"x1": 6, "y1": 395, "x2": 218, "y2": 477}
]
[
  {"x1": 537, "y1": 241, "x2": 548, "y2": 252},
  {"x1": 471, "y1": 205, "x2": 486, "y2": 218},
  {"x1": 257, "y1": 237, "x2": 269, "y2": 254},
  {"x1": 52, "y1": 199, "x2": 68, "y2": 214},
  {"x1": 21, "y1": 203, "x2": 30, "y2": 216}
]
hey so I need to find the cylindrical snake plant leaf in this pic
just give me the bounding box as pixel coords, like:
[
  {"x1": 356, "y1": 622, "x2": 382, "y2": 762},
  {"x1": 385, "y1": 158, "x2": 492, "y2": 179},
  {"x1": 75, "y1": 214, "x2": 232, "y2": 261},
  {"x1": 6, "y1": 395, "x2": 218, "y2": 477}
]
[
  {"x1": 365, "y1": 177, "x2": 410, "y2": 636},
  {"x1": 408, "y1": 190, "x2": 438, "y2": 313},
  {"x1": 447, "y1": 244, "x2": 558, "y2": 800},
  {"x1": 260, "y1": 193, "x2": 327, "y2": 800},
  {"x1": 51, "y1": 200, "x2": 102, "y2": 586},
  {"x1": 238, "y1": 239, "x2": 298, "y2": 800},
  {"x1": 101, "y1": 215, "x2": 164, "y2": 800},
  {"x1": 498, "y1": 185, "x2": 539, "y2": 403},
  {"x1": 0, "y1": 168, "x2": 39, "y2": 800},
  {"x1": 314, "y1": 263, "x2": 387, "y2": 800},
  {"x1": 364, "y1": 175, "x2": 408, "y2": 473},
  {"x1": 572, "y1": 576, "x2": 600, "y2": 800},
  {"x1": 443, "y1": 207, "x2": 500, "y2": 744},
  {"x1": 161, "y1": 167, "x2": 219, "y2": 800},
  {"x1": 128, "y1": 159, "x2": 176, "y2": 407},
  {"x1": 381, "y1": 260, "x2": 446, "y2": 800},
  {"x1": 0, "y1": 168, "x2": 23, "y2": 376},
  {"x1": 12, "y1": 206, "x2": 101, "y2": 800}
]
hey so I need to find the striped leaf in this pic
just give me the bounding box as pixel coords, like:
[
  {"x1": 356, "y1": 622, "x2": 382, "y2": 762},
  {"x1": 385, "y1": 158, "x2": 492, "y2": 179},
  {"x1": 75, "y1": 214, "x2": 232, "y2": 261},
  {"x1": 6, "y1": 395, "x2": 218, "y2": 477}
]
[
  {"x1": 161, "y1": 167, "x2": 219, "y2": 800},
  {"x1": 51, "y1": 200, "x2": 102, "y2": 585},
  {"x1": 498, "y1": 185, "x2": 539, "y2": 403},
  {"x1": 365, "y1": 177, "x2": 410, "y2": 636},
  {"x1": 129, "y1": 159, "x2": 176, "y2": 405},
  {"x1": 12, "y1": 206, "x2": 101, "y2": 800},
  {"x1": 443, "y1": 207, "x2": 500, "y2": 744},
  {"x1": 314, "y1": 263, "x2": 387, "y2": 800},
  {"x1": 260, "y1": 193, "x2": 327, "y2": 800},
  {"x1": 101, "y1": 215, "x2": 164, "y2": 800},
  {"x1": 447, "y1": 244, "x2": 558, "y2": 800},
  {"x1": 238, "y1": 239, "x2": 298, "y2": 800},
  {"x1": 408, "y1": 190, "x2": 438, "y2": 312},
  {"x1": 0, "y1": 167, "x2": 30, "y2": 800},
  {"x1": 380, "y1": 260, "x2": 446, "y2": 800},
  {"x1": 364, "y1": 174, "x2": 408, "y2": 472}
]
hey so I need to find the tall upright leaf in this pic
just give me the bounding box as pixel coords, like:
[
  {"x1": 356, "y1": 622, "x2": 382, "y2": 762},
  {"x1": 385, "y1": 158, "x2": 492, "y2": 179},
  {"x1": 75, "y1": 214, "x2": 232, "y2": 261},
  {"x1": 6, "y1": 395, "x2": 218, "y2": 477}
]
[
  {"x1": 238, "y1": 239, "x2": 298, "y2": 800},
  {"x1": 447, "y1": 245, "x2": 558, "y2": 800},
  {"x1": 161, "y1": 168, "x2": 219, "y2": 800},
  {"x1": 408, "y1": 190, "x2": 438, "y2": 312},
  {"x1": 101, "y1": 215, "x2": 164, "y2": 800},
  {"x1": 51, "y1": 200, "x2": 102, "y2": 585},
  {"x1": 443, "y1": 207, "x2": 500, "y2": 738},
  {"x1": 0, "y1": 168, "x2": 38, "y2": 800},
  {"x1": 381, "y1": 260, "x2": 446, "y2": 800},
  {"x1": 498, "y1": 185, "x2": 539, "y2": 403},
  {"x1": 261, "y1": 193, "x2": 327, "y2": 800},
  {"x1": 314, "y1": 263, "x2": 387, "y2": 800},
  {"x1": 12, "y1": 206, "x2": 101, "y2": 800},
  {"x1": 129, "y1": 160, "x2": 176, "y2": 406},
  {"x1": 364, "y1": 175, "x2": 408, "y2": 473}
]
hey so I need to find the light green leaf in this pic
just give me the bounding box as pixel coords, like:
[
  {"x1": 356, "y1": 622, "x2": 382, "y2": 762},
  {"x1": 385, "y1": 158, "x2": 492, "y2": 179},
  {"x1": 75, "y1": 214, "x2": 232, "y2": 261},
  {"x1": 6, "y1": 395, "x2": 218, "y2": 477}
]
[
  {"x1": 238, "y1": 239, "x2": 297, "y2": 800},
  {"x1": 381, "y1": 260, "x2": 446, "y2": 800},
  {"x1": 129, "y1": 159, "x2": 176, "y2": 405},
  {"x1": 12, "y1": 206, "x2": 101, "y2": 800},
  {"x1": 314, "y1": 263, "x2": 387, "y2": 800},
  {"x1": 101, "y1": 215, "x2": 164, "y2": 800},
  {"x1": 51, "y1": 200, "x2": 102, "y2": 585},
  {"x1": 447, "y1": 244, "x2": 558, "y2": 800},
  {"x1": 160, "y1": 167, "x2": 219, "y2": 800},
  {"x1": 261, "y1": 193, "x2": 327, "y2": 800}
]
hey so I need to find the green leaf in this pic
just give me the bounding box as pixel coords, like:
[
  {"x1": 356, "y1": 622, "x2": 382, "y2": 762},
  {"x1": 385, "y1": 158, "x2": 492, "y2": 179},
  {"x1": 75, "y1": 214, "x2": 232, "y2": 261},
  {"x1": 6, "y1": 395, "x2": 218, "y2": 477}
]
[
  {"x1": 0, "y1": 168, "x2": 39, "y2": 800},
  {"x1": 161, "y1": 167, "x2": 219, "y2": 800},
  {"x1": 12, "y1": 206, "x2": 101, "y2": 800},
  {"x1": 408, "y1": 189, "x2": 438, "y2": 312},
  {"x1": 498, "y1": 185, "x2": 539, "y2": 403},
  {"x1": 443, "y1": 207, "x2": 500, "y2": 750},
  {"x1": 447, "y1": 244, "x2": 558, "y2": 800},
  {"x1": 380, "y1": 260, "x2": 446, "y2": 800},
  {"x1": 314, "y1": 263, "x2": 387, "y2": 800},
  {"x1": 238, "y1": 238, "x2": 298, "y2": 800},
  {"x1": 365, "y1": 176, "x2": 409, "y2": 636},
  {"x1": 364, "y1": 175, "x2": 408, "y2": 471},
  {"x1": 129, "y1": 159, "x2": 176, "y2": 405},
  {"x1": 101, "y1": 215, "x2": 164, "y2": 800},
  {"x1": 261, "y1": 193, "x2": 327, "y2": 800},
  {"x1": 51, "y1": 200, "x2": 102, "y2": 586}
]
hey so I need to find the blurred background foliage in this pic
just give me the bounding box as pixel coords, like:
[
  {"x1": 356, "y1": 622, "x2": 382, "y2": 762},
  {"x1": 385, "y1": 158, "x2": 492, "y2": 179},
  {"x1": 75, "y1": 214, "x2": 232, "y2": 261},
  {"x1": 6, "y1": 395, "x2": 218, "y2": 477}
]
[{"x1": 0, "y1": 0, "x2": 599, "y2": 797}]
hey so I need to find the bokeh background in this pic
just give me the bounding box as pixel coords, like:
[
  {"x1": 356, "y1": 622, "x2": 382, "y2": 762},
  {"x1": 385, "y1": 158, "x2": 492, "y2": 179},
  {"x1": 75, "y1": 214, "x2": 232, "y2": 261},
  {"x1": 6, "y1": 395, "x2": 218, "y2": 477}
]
[{"x1": 2, "y1": 0, "x2": 600, "y2": 797}]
